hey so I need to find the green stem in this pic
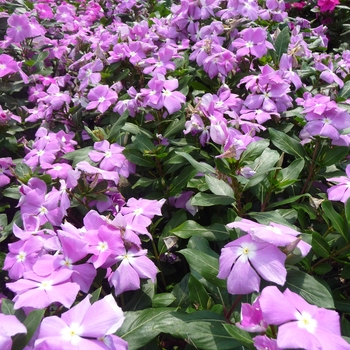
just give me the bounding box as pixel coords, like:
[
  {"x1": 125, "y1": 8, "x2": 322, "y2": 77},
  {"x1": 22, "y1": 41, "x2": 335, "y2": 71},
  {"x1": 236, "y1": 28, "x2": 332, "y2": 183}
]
[
  {"x1": 225, "y1": 295, "x2": 243, "y2": 323},
  {"x1": 151, "y1": 238, "x2": 167, "y2": 291},
  {"x1": 311, "y1": 243, "x2": 350, "y2": 269},
  {"x1": 300, "y1": 140, "x2": 320, "y2": 196}
]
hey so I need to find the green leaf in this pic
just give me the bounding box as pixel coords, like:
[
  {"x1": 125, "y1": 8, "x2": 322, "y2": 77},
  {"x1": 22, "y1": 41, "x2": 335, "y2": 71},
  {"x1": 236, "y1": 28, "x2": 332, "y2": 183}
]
[
  {"x1": 222, "y1": 324, "x2": 254, "y2": 349},
  {"x1": 132, "y1": 177, "x2": 158, "y2": 189},
  {"x1": 276, "y1": 158, "x2": 305, "y2": 189},
  {"x1": 107, "y1": 111, "x2": 129, "y2": 142},
  {"x1": 154, "y1": 311, "x2": 239, "y2": 350},
  {"x1": 15, "y1": 163, "x2": 32, "y2": 182},
  {"x1": 269, "y1": 128, "x2": 306, "y2": 158},
  {"x1": 345, "y1": 198, "x2": 350, "y2": 227},
  {"x1": 321, "y1": 200, "x2": 349, "y2": 242},
  {"x1": 249, "y1": 211, "x2": 296, "y2": 227},
  {"x1": 116, "y1": 308, "x2": 176, "y2": 350},
  {"x1": 152, "y1": 293, "x2": 176, "y2": 308},
  {"x1": 189, "y1": 274, "x2": 210, "y2": 309},
  {"x1": 169, "y1": 166, "x2": 198, "y2": 196},
  {"x1": 267, "y1": 194, "x2": 311, "y2": 209},
  {"x1": 188, "y1": 236, "x2": 219, "y2": 258},
  {"x1": 62, "y1": 146, "x2": 93, "y2": 167},
  {"x1": 205, "y1": 174, "x2": 235, "y2": 198},
  {"x1": 239, "y1": 139, "x2": 270, "y2": 164},
  {"x1": 123, "y1": 149, "x2": 156, "y2": 168},
  {"x1": 191, "y1": 192, "x2": 235, "y2": 206},
  {"x1": 133, "y1": 133, "x2": 156, "y2": 153},
  {"x1": 90, "y1": 288, "x2": 101, "y2": 303},
  {"x1": 163, "y1": 116, "x2": 186, "y2": 138},
  {"x1": 124, "y1": 279, "x2": 155, "y2": 311},
  {"x1": 158, "y1": 209, "x2": 187, "y2": 254},
  {"x1": 313, "y1": 263, "x2": 332, "y2": 275},
  {"x1": 175, "y1": 151, "x2": 215, "y2": 174},
  {"x1": 274, "y1": 26, "x2": 290, "y2": 62},
  {"x1": 171, "y1": 273, "x2": 191, "y2": 307},
  {"x1": 339, "y1": 80, "x2": 350, "y2": 99},
  {"x1": 171, "y1": 221, "x2": 229, "y2": 241},
  {"x1": 312, "y1": 231, "x2": 330, "y2": 258},
  {"x1": 285, "y1": 270, "x2": 335, "y2": 308},
  {"x1": 180, "y1": 248, "x2": 226, "y2": 288},
  {"x1": 321, "y1": 147, "x2": 350, "y2": 166},
  {"x1": 12, "y1": 309, "x2": 45, "y2": 350}
]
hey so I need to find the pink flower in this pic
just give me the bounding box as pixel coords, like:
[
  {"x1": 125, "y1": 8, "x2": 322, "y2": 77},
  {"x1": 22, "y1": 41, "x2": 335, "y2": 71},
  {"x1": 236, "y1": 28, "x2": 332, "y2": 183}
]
[
  {"x1": 0, "y1": 314, "x2": 27, "y2": 350},
  {"x1": 6, "y1": 13, "x2": 31, "y2": 43},
  {"x1": 259, "y1": 286, "x2": 350, "y2": 350},
  {"x1": 86, "y1": 85, "x2": 118, "y2": 113},
  {"x1": 218, "y1": 234, "x2": 287, "y2": 295},
  {"x1": 6, "y1": 269, "x2": 80, "y2": 309},
  {"x1": 327, "y1": 164, "x2": 350, "y2": 203},
  {"x1": 109, "y1": 246, "x2": 158, "y2": 295},
  {"x1": 318, "y1": 0, "x2": 339, "y2": 12},
  {"x1": 34, "y1": 294, "x2": 127, "y2": 350}
]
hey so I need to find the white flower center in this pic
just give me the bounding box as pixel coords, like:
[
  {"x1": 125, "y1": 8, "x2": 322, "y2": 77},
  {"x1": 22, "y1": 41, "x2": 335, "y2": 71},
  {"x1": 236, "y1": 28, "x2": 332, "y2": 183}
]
[
  {"x1": 16, "y1": 251, "x2": 27, "y2": 262},
  {"x1": 38, "y1": 280, "x2": 53, "y2": 290},
  {"x1": 98, "y1": 241, "x2": 108, "y2": 252},
  {"x1": 61, "y1": 322, "x2": 83, "y2": 345},
  {"x1": 238, "y1": 242, "x2": 256, "y2": 262},
  {"x1": 296, "y1": 311, "x2": 317, "y2": 333}
]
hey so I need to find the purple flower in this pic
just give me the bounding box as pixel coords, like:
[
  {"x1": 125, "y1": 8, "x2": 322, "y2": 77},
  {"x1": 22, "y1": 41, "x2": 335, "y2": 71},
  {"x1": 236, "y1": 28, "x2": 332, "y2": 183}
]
[
  {"x1": 89, "y1": 140, "x2": 127, "y2": 172},
  {"x1": 34, "y1": 294, "x2": 127, "y2": 350},
  {"x1": 6, "y1": 13, "x2": 31, "y2": 43},
  {"x1": 259, "y1": 286, "x2": 350, "y2": 350},
  {"x1": 0, "y1": 314, "x2": 27, "y2": 350},
  {"x1": 327, "y1": 164, "x2": 350, "y2": 203},
  {"x1": 229, "y1": 219, "x2": 311, "y2": 256},
  {"x1": 253, "y1": 335, "x2": 281, "y2": 350},
  {"x1": 6, "y1": 269, "x2": 80, "y2": 309},
  {"x1": 109, "y1": 246, "x2": 158, "y2": 295},
  {"x1": 0, "y1": 157, "x2": 14, "y2": 187},
  {"x1": 237, "y1": 298, "x2": 268, "y2": 332},
  {"x1": 86, "y1": 85, "x2": 118, "y2": 113},
  {"x1": 231, "y1": 28, "x2": 273, "y2": 59},
  {"x1": 3, "y1": 236, "x2": 43, "y2": 280},
  {"x1": 120, "y1": 197, "x2": 166, "y2": 229},
  {"x1": 218, "y1": 234, "x2": 287, "y2": 295}
]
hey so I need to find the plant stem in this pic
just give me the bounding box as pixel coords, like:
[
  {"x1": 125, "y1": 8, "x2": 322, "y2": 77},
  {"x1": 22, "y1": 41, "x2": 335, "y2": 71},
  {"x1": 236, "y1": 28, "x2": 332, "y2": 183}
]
[
  {"x1": 300, "y1": 140, "x2": 320, "y2": 196},
  {"x1": 151, "y1": 237, "x2": 167, "y2": 291},
  {"x1": 225, "y1": 294, "x2": 243, "y2": 322}
]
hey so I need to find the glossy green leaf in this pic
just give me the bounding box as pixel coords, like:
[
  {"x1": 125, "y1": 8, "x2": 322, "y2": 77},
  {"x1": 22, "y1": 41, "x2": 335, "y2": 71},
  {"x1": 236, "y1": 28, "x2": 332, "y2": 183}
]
[
  {"x1": 62, "y1": 146, "x2": 93, "y2": 167},
  {"x1": 123, "y1": 149, "x2": 156, "y2": 167},
  {"x1": 321, "y1": 147, "x2": 349, "y2": 166},
  {"x1": 180, "y1": 248, "x2": 226, "y2": 288},
  {"x1": 116, "y1": 308, "x2": 176, "y2": 350},
  {"x1": 175, "y1": 151, "x2": 215, "y2": 174},
  {"x1": 274, "y1": 26, "x2": 290, "y2": 62},
  {"x1": 239, "y1": 139, "x2": 270, "y2": 164},
  {"x1": 171, "y1": 220, "x2": 229, "y2": 241},
  {"x1": 269, "y1": 128, "x2": 306, "y2": 158},
  {"x1": 152, "y1": 293, "x2": 176, "y2": 308},
  {"x1": 205, "y1": 174, "x2": 235, "y2": 198},
  {"x1": 188, "y1": 274, "x2": 210, "y2": 310},
  {"x1": 154, "y1": 311, "x2": 240, "y2": 350},
  {"x1": 285, "y1": 270, "x2": 335, "y2": 308},
  {"x1": 171, "y1": 273, "x2": 191, "y2": 308},
  {"x1": 12, "y1": 309, "x2": 45, "y2": 350},
  {"x1": 191, "y1": 193, "x2": 235, "y2": 206},
  {"x1": 222, "y1": 324, "x2": 254, "y2": 349},
  {"x1": 312, "y1": 231, "x2": 330, "y2": 258},
  {"x1": 322, "y1": 200, "x2": 349, "y2": 242},
  {"x1": 133, "y1": 133, "x2": 156, "y2": 153}
]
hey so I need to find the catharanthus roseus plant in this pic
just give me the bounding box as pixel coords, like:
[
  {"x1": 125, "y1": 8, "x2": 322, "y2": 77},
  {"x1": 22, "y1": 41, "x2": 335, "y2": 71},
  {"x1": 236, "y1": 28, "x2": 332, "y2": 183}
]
[{"x1": 1, "y1": 0, "x2": 350, "y2": 349}]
